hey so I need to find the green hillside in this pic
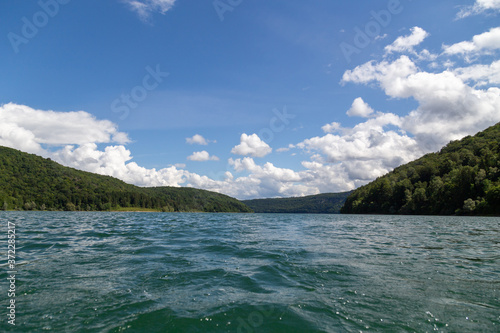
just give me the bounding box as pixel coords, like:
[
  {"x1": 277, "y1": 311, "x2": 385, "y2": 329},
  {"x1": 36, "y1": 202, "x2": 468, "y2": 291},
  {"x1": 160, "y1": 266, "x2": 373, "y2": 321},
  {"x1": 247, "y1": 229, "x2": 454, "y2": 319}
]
[
  {"x1": 341, "y1": 123, "x2": 500, "y2": 216},
  {"x1": 0, "y1": 146, "x2": 252, "y2": 213},
  {"x1": 243, "y1": 192, "x2": 351, "y2": 214}
]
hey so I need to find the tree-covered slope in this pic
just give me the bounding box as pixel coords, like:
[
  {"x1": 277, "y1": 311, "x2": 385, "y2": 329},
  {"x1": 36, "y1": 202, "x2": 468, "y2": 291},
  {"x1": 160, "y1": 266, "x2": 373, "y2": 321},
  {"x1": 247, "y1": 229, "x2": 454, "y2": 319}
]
[
  {"x1": 243, "y1": 192, "x2": 351, "y2": 214},
  {"x1": 0, "y1": 146, "x2": 252, "y2": 212},
  {"x1": 341, "y1": 123, "x2": 500, "y2": 216}
]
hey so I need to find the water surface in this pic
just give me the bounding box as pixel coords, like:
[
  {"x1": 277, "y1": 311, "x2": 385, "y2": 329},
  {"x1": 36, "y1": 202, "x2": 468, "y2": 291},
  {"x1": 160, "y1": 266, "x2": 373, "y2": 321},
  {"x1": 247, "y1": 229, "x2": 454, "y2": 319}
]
[{"x1": 0, "y1": 212, "x2": 499, "y2": 332}]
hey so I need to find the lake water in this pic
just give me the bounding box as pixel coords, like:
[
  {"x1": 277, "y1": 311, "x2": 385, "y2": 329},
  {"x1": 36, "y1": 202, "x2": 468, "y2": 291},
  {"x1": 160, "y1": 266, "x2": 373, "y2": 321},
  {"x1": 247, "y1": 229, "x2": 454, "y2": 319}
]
[{"x1": 0, "y1": 212, "x2": 499, "y2": 332}]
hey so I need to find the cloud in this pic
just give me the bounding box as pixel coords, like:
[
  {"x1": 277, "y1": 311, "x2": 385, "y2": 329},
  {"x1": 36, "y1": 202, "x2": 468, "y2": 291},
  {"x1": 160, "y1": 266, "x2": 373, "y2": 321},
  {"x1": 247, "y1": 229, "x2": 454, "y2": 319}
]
[
  {"x1": 181, "y1": 156, "x2": 319, "y2": 200},
  {"x1": 0, "y1": 103, "x2": 129, "y2": 155},
  {"x1": 298, "y1": 112, "x2": 423, "y2": 181},
  {"x1": 226, "y1": 157, "x2": 323, "y2": 198},
  {"x1": 442, "y1": 27, "x2": 500, "y2": 57},
  {"x1": 231, "y1": 133, "x2": 272, "y2": 158},
  {"x1": 187, "y1": 151, "x2": 219, "y2": 162},
  {"x1": 186, "y1": 134, "x2": 215, "y2": 145},
  {"x1": 342, "y1": 54, "x2": 500, "y2": 151},
  {"x1": 123, "y1": 0, "x2": 176, "y2": 21},
  {"x1": 53, "y1": 143, "x2": 189, "y2": 187},
  {"x1": 173, "y1": 163, "x2": 186, "y2": 168},
  {"x1": 457, "y1": 0, "x2": 500, "y2": 18},
  {"x1": 342, "y1": 55, "x2": 418, "y2": 97},
  {"x1": 454, "y1": 59, "x2": 500, "y2": 86},
  {"x1": 385, "y1": 27, "x2": 430, "y2": 54},
  {"x1": 276, "y1": 146, "x2": 291, "y2": 153},
  {"x1": 346, "y1": 97, "x2": 375, "y2": 117},
  {"x1": 321, "y1": 122, "x2": 342, "y2": 134}
]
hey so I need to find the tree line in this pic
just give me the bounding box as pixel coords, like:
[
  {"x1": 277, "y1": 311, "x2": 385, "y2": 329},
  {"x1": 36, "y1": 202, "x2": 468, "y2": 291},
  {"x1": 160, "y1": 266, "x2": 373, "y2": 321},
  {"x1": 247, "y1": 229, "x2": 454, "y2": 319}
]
[
  {"x1": 243, "y1": 192, "x2": 351, "y2": 214},
  {"x1": 0, "y1": 146, "x2": 252, "y2": 213},
  {"x1": 341, "y1": 123, "x2": 500, "y2": 216}
]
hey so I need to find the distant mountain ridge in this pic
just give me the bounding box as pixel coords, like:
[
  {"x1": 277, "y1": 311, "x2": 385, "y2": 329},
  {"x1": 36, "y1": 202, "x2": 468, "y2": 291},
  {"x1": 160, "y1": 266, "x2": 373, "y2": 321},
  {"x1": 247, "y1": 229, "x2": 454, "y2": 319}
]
[
  {"x1": 341, "y1": 123, "x2": 500, "y2": 216},
  {"x1": 243, "y1": 192, "x2": 351, "y2": 214},
  {"x1": 0, "y1": 146, "x2": 252, "y2": 213}
]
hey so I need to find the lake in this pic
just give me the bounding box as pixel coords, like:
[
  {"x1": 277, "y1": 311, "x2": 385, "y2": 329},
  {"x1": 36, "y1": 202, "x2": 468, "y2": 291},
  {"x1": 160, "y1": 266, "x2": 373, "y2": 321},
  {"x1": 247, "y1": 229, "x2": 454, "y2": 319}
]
[{"x1": 1, "y1": 212, "x2": 499, "y2": 332}]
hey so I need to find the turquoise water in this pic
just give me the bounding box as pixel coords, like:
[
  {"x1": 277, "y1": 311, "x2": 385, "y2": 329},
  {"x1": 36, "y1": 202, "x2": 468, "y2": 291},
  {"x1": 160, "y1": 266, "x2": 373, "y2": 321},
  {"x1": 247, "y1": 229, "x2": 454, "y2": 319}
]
[{"x1": 1, "y1": 212, "x2": 499, "y2": 332}]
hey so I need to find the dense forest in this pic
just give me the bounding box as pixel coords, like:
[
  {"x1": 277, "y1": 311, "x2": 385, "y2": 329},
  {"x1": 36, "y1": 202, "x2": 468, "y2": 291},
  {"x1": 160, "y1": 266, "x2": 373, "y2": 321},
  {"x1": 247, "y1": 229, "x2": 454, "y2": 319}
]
[
  {"x1": 341, "y1": 123, "x2": 500, "y2": 216},
  {"x1": 243, "y1": 192, "x2": 351, "y2": 214},
  {"x1": 0, "y1": 146, "x2": 252, "y2": 213}
]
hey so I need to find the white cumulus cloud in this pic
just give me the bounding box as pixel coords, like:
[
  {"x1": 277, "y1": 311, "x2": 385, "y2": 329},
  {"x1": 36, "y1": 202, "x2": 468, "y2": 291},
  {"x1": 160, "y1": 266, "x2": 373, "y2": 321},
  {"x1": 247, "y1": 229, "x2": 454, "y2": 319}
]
[
  {"x1": 454, "y1": 59, "x2": 500, "y2": 86},
  {"x1": 0, "y1": 103, "x2": 129, "y2": 155},
  {"x1": 342, "y1": 55, "x2": 418, "y2": 97},
  {"x1": 231, "y1": 133, "x2": 272, "y2": 158},
  {"x1": 342, "y1": 53, "x2": 500, "y2": 151},
  {"x1": 385, "y1": 26, "x2": 430, "y2": 54},
  {"x1": 346, "y1": 97, "x2": 375, "y2": 117},
  {"x1": 187, "y1": 151, "x2": 219, "y2": 162},
  {"x1": 298, "y1": 112, "x2": 422, "y2": 182},
  {"x1": 443, "y1": 27, "x2": 500, "y2": 58},
  {"x1": 321, "y1": 122, "x2": 342, "y2": 133},
  {"x1": 186, "y1": 134, "x2": 215, "y2": 145},
  {"x1": 52, "y1": 143, "x2": 189, "y2": 187}
]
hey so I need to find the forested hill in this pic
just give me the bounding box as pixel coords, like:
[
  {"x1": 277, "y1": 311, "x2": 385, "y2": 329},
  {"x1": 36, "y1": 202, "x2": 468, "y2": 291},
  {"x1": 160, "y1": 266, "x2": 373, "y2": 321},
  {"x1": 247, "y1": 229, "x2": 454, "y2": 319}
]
[
  {"x1": 243, "y1": 192, "x2": 351, "y2": 214},
  {"x1": 0, "y1": 146, "x2": 252, "y2": 213},
  {"x1": 341, "y1": 123, "x2": 500, "y2": 216}
]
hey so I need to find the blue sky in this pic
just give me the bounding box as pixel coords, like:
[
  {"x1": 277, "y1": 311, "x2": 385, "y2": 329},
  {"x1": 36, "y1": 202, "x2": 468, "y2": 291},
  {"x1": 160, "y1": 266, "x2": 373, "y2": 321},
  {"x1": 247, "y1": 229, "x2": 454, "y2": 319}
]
[{"x1": 1, "y1": 0, "x2": 500, "y2": 199}]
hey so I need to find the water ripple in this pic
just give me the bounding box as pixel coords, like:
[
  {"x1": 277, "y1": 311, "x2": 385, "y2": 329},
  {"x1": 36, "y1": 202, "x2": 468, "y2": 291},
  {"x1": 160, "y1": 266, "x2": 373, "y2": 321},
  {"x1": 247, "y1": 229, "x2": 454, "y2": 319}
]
[{"x1": 0, "y1": 212, "x2": 498, "y2": 332}]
